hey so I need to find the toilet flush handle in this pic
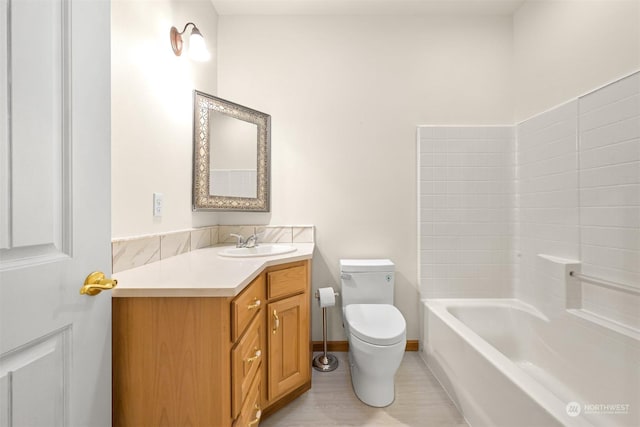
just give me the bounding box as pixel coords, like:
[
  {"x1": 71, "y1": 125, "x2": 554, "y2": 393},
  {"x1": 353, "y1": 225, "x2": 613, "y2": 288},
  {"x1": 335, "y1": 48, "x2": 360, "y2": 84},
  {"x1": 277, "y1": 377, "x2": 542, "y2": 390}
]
[{"x1": 341, "y1": 273, "x2": 352, "y2": 280}]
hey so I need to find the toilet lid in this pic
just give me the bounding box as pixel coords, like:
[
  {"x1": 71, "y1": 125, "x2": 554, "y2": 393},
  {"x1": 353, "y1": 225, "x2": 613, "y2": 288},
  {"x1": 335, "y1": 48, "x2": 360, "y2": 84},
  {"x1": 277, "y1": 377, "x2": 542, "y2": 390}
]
[{"x1": 344, "y1": 304, "x2": 406, "y2": 346}]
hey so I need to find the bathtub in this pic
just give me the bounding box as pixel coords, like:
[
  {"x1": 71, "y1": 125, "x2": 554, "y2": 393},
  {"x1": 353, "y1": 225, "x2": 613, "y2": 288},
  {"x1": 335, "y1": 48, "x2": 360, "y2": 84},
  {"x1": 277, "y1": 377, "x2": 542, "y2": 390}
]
[{"x1": 422, "y1": 299, "x2": 640, "y2": 427}]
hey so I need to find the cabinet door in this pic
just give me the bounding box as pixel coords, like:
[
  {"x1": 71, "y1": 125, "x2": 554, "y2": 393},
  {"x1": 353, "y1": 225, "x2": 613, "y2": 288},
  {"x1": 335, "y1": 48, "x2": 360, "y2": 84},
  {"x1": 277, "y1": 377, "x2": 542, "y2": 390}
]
[{"x1": 267, "y1": 293, "x2": 310, "y2": 400}]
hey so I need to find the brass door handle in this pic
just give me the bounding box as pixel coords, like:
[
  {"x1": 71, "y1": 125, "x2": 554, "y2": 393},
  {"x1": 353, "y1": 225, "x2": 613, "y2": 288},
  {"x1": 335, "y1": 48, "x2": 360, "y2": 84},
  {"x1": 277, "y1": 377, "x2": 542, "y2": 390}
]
[
  {"x1": 80, "y1": 272, "x2": 118, "y2": 296},
  {"x1": 272, "y1": 310, "x2": 279, "y2": 334}
]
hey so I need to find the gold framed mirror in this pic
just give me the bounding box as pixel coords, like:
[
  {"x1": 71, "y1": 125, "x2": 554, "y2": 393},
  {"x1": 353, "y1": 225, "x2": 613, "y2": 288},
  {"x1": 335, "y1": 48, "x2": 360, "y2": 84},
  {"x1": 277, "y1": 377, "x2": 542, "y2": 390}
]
[{"x1": 192, "y1": 90, "x2": 270, "y2": 211}]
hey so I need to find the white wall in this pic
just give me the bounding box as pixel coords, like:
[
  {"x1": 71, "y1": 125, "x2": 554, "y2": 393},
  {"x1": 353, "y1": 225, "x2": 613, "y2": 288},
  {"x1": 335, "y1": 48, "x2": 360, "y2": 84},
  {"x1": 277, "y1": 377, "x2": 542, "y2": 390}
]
[
  {"x1": 111, "y1": 0, "x2": 219, "y2": 238},
  {"x1": 217, "y1": 15, "x2": 515, "y2": 341},
  {"x1": 514, "y1": 0, "x2": 640, "y2": 121}
]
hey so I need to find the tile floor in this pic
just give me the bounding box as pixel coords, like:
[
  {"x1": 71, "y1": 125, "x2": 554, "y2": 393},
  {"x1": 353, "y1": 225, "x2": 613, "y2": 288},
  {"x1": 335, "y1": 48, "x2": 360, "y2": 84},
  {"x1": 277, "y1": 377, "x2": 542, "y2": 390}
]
[{"x1": 260, "y1": 352, "x2": 467, "y2": 426}]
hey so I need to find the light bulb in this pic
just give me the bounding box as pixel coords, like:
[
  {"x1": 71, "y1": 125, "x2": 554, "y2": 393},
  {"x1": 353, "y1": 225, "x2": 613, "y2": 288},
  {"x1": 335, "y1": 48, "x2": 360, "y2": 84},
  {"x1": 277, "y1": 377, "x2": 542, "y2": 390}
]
[{"x1": 189, "y1": 29, "x2": 210, "y2": 62}]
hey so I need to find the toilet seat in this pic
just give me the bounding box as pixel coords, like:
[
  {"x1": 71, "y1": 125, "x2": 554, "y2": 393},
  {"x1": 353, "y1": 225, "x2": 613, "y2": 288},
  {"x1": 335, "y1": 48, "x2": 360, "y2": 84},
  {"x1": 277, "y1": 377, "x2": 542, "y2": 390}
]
[{"x1": 344, "y1": 304, "x2": 406, "y2": 346}]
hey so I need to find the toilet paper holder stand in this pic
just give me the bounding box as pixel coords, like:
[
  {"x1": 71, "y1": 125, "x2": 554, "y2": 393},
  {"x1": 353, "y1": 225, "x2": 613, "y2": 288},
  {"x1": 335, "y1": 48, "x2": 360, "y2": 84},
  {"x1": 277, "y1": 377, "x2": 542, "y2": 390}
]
[{"x1": 313, "y1": 289, "x2": 340, "y2": 372}]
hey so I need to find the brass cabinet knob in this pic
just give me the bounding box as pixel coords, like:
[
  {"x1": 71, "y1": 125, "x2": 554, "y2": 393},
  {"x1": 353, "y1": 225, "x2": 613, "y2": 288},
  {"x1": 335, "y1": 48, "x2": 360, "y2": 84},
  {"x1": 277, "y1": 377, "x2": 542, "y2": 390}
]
[
  {"x1": 245, "y1": 349, "x2": 262, "y2": 364},
  {"x1": 80, "y1": 271, "x2": 118, "y2": 296},
  {"x1": 248, "y1": 404, "x2": 261, "y2": 426},
  {"x1": 247, "y1": 298, "x2": 261, "y2": 310}
]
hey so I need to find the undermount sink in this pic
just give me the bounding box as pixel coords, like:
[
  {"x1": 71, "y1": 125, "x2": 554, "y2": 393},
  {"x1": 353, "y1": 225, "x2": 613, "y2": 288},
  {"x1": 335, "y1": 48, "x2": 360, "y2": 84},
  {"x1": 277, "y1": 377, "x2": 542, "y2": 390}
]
[{"x1": 219, "y1": 244, "x2": 297, "y2": 258}]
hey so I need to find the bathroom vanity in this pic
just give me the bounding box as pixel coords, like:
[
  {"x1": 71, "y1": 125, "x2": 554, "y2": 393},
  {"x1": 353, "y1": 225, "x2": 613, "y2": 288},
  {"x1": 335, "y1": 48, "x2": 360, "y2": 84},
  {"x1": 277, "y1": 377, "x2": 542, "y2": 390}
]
[{"x1": 111, "y1": 244, "x2": 313, "y2": 427}]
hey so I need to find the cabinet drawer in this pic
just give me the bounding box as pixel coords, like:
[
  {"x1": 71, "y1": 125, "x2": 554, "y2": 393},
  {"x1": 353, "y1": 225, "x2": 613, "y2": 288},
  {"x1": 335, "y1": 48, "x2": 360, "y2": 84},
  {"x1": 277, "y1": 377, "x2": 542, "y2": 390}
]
[
  {"x1": 231, "y1": 313, "x2": 263, "y2": 419},
  {"x1": 231, "y1": 275, "x2": 265, "y2": 341},
  {"x1": 232, "y1": 366, "x2": 262, "y2": 427},
  {"x1": 267, "y1": 265, "x2": 306, "y2": 300}
]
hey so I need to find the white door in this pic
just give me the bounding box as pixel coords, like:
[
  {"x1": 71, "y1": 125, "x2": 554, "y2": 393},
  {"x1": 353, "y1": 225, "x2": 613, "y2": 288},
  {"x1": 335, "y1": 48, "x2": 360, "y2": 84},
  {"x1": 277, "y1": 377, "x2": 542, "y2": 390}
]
[{"x1": 0, "y1": 0, "x2": 111, "y2": 426}]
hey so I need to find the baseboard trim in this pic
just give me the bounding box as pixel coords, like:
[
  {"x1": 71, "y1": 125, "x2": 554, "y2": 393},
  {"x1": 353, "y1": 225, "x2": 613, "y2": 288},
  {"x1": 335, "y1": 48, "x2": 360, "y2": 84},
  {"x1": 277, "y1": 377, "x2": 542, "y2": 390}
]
[{"x1": 312, "y1": 340, "x2": 419, "y2": 352}]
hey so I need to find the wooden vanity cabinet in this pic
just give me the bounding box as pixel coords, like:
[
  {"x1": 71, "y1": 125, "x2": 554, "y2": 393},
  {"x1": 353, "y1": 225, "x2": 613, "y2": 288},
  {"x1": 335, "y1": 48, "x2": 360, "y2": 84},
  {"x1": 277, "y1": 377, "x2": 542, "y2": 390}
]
[
  {"x1": 112, "y1": 260, "x2": 310, "y2": 427},
  {"x1": 264, "y1": 262, "x2": 310, "y2": 405}
]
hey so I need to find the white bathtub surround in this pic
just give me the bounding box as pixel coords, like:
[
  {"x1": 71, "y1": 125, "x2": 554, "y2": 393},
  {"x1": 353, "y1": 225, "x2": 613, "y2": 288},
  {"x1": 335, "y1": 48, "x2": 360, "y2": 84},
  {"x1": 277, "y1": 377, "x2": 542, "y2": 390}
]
[
  {"x1": 578, "y1": 73, "x2": 640, "y2": 330},
  {"x1": 516, "y1": 72, "x2": 640, "y2": 330},
  {"x1": 516, "y1": 99, "x2": 580, "y2": 318},
  {"x1": 419, "y1": 73, "x2": 640, "y2": 427},
  {"x1": 418, "y1": 73, "x2": 639, "y2": 322},
  {"x1": 538, "y1": 254, "x2": 640, "y2": 342},
  {"x1": 418, "y1": 126, "x2": 516, "y2": 298},
  {"x1": 536, "y1": 254, "x2": 582, "y2": 310},
  {"x1": 112, "y1": 225, "x2": 314, "y2": 273},
  {"x1": 423, "y1": 299, "x2": 640, "y2": 427}
]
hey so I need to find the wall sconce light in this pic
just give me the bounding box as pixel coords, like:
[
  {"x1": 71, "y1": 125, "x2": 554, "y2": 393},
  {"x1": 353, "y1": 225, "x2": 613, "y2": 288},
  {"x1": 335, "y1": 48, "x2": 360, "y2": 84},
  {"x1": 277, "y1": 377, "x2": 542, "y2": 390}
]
[{"x1": 170, "y1": 22, "x2": 210, "y2": 61}]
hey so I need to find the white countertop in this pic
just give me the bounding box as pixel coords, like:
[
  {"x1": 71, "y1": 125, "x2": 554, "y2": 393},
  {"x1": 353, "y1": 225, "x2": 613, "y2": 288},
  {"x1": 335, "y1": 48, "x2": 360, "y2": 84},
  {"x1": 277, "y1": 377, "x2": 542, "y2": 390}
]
[{"x1": 112, "y1": 243, "x2": 314, "y2": 298}]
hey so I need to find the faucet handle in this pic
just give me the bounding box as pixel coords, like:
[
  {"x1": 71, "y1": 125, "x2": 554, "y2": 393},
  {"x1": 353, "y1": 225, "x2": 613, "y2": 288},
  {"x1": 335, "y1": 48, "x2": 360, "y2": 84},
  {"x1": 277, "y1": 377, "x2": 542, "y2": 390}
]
[
  {"x1": 229, "y1": 233, "x2": 245, "y2": 248},
  {"x1": 244, "y1": 226, "x2": 264, "y2": 248},
  {"x1": 245, "y1": 233, "x2": 259, "y2": 248}
]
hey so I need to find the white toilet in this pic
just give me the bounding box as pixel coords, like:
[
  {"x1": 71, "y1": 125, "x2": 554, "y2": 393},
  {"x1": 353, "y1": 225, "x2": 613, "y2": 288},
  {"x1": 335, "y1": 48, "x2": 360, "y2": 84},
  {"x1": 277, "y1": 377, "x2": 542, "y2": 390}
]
[{"x1": 340, "y1": 259, "x2": 406, "y2": 407}]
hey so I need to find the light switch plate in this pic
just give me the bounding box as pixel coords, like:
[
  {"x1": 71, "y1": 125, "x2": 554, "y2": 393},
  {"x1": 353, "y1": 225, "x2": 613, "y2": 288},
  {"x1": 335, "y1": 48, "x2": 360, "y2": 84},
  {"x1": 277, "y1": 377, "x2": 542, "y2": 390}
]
[{"x1": 153, "y1": 193, "x2": 163, "y2": 217}]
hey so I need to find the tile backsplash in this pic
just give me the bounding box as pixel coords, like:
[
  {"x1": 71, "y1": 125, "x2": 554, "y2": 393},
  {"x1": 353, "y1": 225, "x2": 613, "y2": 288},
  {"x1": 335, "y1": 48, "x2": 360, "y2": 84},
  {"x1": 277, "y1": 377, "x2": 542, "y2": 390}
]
[{"x1": 112, "y1": 225, "x2": 315, "y2": 273}]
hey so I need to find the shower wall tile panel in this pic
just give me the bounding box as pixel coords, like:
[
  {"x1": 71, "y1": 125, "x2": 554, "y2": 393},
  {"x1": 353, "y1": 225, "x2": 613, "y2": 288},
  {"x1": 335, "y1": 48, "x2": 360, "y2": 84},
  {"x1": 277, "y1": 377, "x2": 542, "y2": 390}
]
[
  {"x1": 418, "y1": 126, "x2": 516, "y2": 298},
  {"x1": 418, "y1": 72, "x2": 638, "y2": 330},
  {"x1": 578, "y1": 73, "x2": 640, "y2": 329},
  {"x1": 513, "y1": 71, "x2": 639, "y2": 326},
  {"x1": 515, "y1": 100, "x2": 580, "y2": 314}
]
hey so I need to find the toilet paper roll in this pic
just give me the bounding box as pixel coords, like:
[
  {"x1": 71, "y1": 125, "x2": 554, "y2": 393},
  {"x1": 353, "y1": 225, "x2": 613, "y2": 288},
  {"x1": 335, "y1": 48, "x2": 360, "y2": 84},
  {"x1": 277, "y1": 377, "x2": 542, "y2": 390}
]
[{"x1": 317, "y1": 287, "x2": 336, "y2": 308}]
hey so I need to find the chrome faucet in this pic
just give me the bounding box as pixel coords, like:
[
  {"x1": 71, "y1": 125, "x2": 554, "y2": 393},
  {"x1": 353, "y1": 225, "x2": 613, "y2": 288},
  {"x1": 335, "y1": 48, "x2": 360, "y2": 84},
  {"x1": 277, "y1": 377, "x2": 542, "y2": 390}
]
[
  {"x1": 229, "y1": 227, "x2": 261, "y2": 248},
  {"x1": 229, "y1": 233, "x2": 246, "y2": 248}
]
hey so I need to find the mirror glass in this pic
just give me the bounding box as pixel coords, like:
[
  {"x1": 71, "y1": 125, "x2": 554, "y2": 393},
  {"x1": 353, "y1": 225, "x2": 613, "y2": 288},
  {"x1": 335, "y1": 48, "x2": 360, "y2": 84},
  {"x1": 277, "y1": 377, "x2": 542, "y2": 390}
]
[
  {"x1": 193, "y1": 91, "x2": 270, "y2": 211},
  {"x1": 209, "y1": 111, "x2": 257, "y2": 198}
]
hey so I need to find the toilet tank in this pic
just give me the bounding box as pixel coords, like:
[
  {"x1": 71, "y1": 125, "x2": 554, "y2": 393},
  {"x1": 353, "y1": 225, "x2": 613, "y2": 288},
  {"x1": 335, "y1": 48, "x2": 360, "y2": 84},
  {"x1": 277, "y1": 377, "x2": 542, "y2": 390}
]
[{"x1": 340, "y1": 259, "x2": 395, "y2": 308}]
